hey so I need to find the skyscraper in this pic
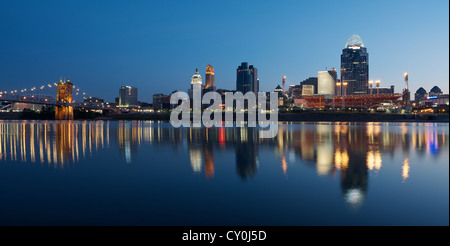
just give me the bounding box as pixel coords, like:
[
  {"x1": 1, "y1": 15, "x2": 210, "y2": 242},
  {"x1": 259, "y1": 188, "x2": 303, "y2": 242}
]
[
  {"x1": 340, "y1": 34, "x2": 369, "y2": 95},
  {"x1": 204, "y1": 64, "x2": 216, "y2": 91},
  {"x1": 188, "y1": 68, "x2": 203, "y2": 99},
  {"x1": 236, "y1": 62, "x2": 258, "y2": 94},
  {"x1": 119, "y1": 86, "x2": 138, "y2": 107}
]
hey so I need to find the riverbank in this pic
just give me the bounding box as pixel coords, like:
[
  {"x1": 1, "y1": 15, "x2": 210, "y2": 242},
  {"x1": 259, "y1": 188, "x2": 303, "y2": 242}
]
[{"x1": 1, "y1": 111, "x2": 448, "y2": 122}]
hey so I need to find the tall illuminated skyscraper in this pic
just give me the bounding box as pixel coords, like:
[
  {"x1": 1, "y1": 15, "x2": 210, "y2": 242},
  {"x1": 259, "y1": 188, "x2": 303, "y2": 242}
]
[
  {"x1": 340, "y1": 34, "x2": 369, "y2": 95},
  {"x1": 236, "y1": 62, "x2": 258, "y2": 94},
  {"x1": 205, "y1": 64, "x2": 216, "y2": 91}
]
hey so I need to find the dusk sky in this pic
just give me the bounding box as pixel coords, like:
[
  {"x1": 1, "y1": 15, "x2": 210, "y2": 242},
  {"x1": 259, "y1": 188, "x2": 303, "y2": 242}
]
[{"x1": 0, "y1": 0, "x2": 448, "y2": 102}]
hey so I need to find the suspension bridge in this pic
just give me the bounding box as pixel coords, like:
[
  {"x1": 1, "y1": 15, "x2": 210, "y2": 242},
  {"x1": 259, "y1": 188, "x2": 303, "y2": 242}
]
[{"x1": 0, "y1": 78, "x2": 106, "y2": 119}]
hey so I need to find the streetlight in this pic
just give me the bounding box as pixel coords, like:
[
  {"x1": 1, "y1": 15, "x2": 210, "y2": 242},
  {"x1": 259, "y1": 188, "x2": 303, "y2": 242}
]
[{"x1": 369, "y1": 80, "x2": 373, "y2": 94}]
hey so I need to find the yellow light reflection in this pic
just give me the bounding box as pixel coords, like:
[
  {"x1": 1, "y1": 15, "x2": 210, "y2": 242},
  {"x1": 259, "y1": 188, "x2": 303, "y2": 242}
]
[{"x1": 402, "y1": 157, "x2": 410, "y2": 182}]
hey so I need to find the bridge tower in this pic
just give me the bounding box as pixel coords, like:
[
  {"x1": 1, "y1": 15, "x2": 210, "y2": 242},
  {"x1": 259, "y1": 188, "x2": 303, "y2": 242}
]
[{"x1": 55, "y1": 77, "x2": 74, "y2": 120}]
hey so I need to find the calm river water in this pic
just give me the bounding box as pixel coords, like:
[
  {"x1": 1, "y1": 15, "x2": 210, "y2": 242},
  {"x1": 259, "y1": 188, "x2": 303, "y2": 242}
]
[{"x1": 0, "y1": 120, "x2": 448, "y2": 225}]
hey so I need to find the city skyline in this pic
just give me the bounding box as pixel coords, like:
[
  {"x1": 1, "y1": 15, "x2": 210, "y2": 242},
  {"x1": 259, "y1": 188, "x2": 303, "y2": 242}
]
[{"x1": 0, "y1": 0, "x2": 448, "y2": 103}]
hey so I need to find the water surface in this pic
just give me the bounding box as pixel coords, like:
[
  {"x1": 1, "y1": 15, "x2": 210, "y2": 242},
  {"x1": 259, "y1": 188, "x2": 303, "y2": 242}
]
[{"x1": 0, "y1": 120, "x2": 448, "y2": 226}]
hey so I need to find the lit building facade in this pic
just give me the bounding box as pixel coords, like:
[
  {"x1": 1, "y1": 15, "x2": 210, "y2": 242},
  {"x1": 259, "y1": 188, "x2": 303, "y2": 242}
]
[
  {"x1": 318, "y1": 70, "x2": 336, "y2": 95},
  {"x1": 191, "y1": 68, "x2": 202, "y2": 88},
  {"x1": 204, "y1": 64, "x2": 216, "y2": 91},
  {"x1": 302, "y1": 85, "x2": 315, "y2": 95},
  {"x1": 119, "y1": 86, "x2": 138, "y2": 107},
  {"x1": 300, "y1": 77, "x2": 318, "y2": 95},
  {"x1": 341, "y1": 34, "x2": 369, "y2": 95},
  {"x1": 188, "y1": 68, "x2": 203, "y2": 99}
]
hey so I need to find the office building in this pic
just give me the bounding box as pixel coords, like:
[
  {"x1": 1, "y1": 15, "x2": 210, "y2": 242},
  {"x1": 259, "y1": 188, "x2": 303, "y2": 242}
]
[
  {"x1": 341, "y1": 34, "x2": 369, "y2": 95},
  {"x1": 119, "y1": 86, "x2": 138, "y2": 107},
  {"x1": 236, "y1": 62, "x2": 258, "y2": 94},
  {"x1": 204, "y1": 65, "x2": 216, "y2": 91}
]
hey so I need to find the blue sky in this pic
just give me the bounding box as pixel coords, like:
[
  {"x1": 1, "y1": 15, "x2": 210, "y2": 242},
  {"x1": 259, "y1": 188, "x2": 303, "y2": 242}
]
[{"x1": 0, "y1": 0, "x2": 448, "y2": 102}]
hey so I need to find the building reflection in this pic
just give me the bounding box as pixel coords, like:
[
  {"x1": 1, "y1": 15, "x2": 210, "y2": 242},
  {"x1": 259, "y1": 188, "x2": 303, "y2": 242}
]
[
  {"x1": 0, "y1": 120, "x2": 448, "y2": 206},
  {"x1": 235, "y1": 127, "x2": 258, "y2": 179},
  {"x1": 0, "y1": 121, "x2": 106, "y2": 168}
]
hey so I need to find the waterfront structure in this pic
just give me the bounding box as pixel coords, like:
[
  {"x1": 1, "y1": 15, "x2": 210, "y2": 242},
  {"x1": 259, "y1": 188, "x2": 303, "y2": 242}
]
[
  {"x1": 429, "y1": 86, "x2": 443, "y2": 97},
  {"x1": 119, "y1": 86, "x2": 138, "y2": 107},
  {"x1": 415, "y1": 87, "x2": 427, "y2": 102},
  {"x1": 287, "y1": 84, "x2": 302, "y2": 98},
  {"x1": 417, "y1": 94, "x2": 449, "y2": 108},
  {"x1": 300, "y1": 77, "x2": 318, "y2": 95},
  {"x1": 302, "y1": 85, "x2": 315, "y2": 95},
  {"x1": 153, "y1": 93, "x2": 171, "y2": 110},
  {"x1": 275, "y1": 85, "x2": 284, "y2": 106},
  {"x1": 236, "y1": 62, "x2": 258, "y2": 94},
  {"x1": 318, "y1": 70, "x2": 336, "y2": 95},
  {"x1": 55, "y1": 77, "x2": 74, "y2": 120},
  {"x1": 83, "y1": 97, "x2": 104, "y2": 108},
  {"x1": 340, "y1": 34, "x2": 369, "y2": 95},
  {"x1": 204, "y1": 65, "x2": 216, "y2": 91},
  {"x1": 11, "y1": 102, "x2": 43, "y2": 112},
  {"x1": 84, "y1": 97, "x2": 104, "y2": 103},
  {"x1": 302, "y1": 93, "x2": 402, "y2": 109},
  {"x1": 370, "y1": 86, "x2": 395, "y2": 95},
  {"x1": 368, "y1": 80, "x2": 395, "y2": 95}
]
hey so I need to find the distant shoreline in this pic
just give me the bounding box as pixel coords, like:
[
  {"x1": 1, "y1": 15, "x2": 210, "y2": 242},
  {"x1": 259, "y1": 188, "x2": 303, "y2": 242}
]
[{"x1": 1, "y1": 111, "x2": 448, "y2": 123}]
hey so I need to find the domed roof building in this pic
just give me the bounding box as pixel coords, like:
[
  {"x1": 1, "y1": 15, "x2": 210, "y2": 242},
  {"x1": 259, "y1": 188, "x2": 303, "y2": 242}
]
[
  {"x1": 429, "y1": 86, "x2": 442, "y2": 96},
  {"x1": 345, "y1": 34, "x2": 365, "y2": 49},
  {"x1": 191, "y1": 68, "x2": 202, "y2": 86},
  {"x1": 341, "y1": 34, "x2": 369, "y2": 95},
  {"x1": 415, "y1": 87, "x2": 427, "y2": 102}
]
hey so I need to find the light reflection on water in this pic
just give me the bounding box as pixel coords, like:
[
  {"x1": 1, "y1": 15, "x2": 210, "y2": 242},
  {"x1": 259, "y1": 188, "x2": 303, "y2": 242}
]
[{"x1": 0, "y1": 120, "x2": 448, "y2": 225}]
